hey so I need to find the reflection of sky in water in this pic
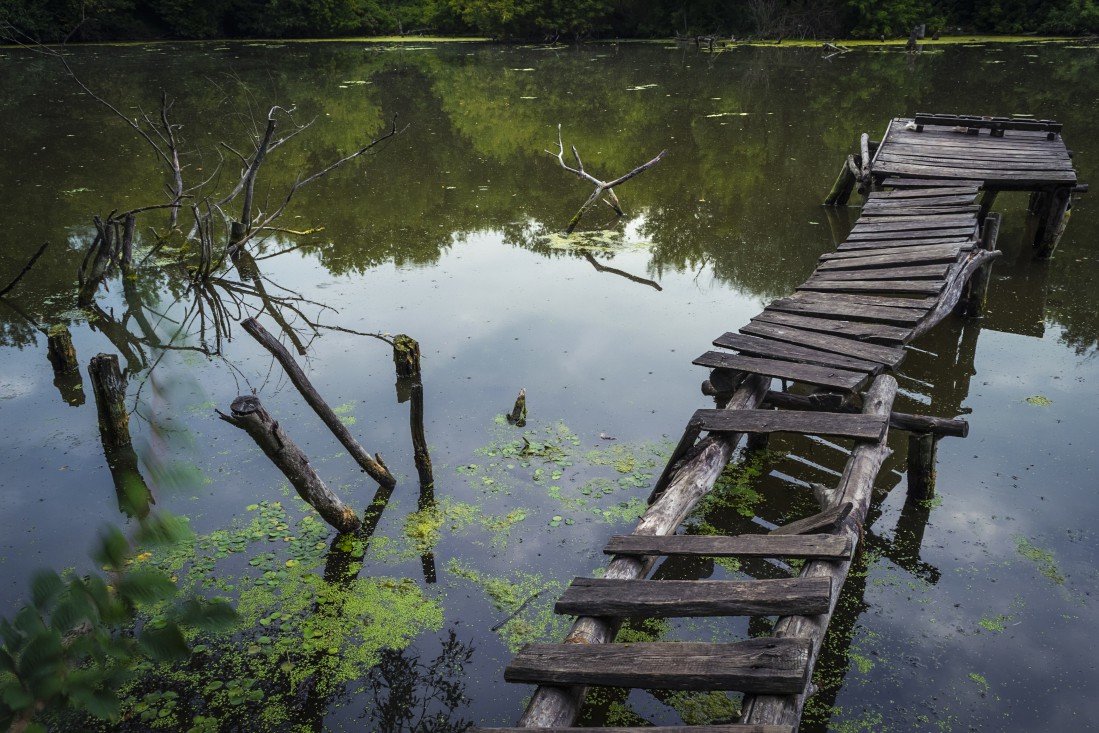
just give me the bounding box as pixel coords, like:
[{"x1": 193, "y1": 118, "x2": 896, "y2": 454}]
[{"x1": 0, "y1": 40, "x2": 1096, "y2": 731}]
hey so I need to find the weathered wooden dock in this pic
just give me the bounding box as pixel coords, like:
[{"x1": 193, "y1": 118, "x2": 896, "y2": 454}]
[{"x1": 476, "y1": 114, "x2": 1083, "y2": 733}]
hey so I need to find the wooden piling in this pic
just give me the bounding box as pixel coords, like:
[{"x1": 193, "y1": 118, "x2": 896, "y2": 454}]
[
  {"x1": 906, "y1": 432, "x2": 937, "y2": 503},
  {"x1": 823, "y1": 156, "x2": 857, "y2": 206},
  {"x1": 242, "y1": 317, "x2": 395, "y2": 489},
  {"x1": 1036, "y1": 187, "x2": 1072, "y2": 258},
  {"x1": 960, "y1": 212, "x2": 1001, "y2": 318},
  {"x1": 88, "y1": 353, "x2": 131, "y2": 449},
  {"x1": 219, "y1": 395, "x2": 362, "y2": 534},
  {"x1": 47, "y1": 325, "x2": 84, "y2": 406},
  {"x1": 392, "y1": 334, "x2": 421, "y2": 379},
  {"x1": 508, "y1": 388, "x2": 528, "y2": 426}
]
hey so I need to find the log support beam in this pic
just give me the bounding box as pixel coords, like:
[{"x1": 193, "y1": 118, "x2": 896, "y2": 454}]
[{"x1": 905, "y1": 431, "x2": 937, "y2": 504}]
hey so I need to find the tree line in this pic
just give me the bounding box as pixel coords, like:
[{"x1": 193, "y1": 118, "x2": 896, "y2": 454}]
[{"x1": 2, "y1": 0, "x2": 1099, "y2": 42}]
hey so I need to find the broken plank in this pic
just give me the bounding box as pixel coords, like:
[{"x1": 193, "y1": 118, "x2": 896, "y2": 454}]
[
  {"x1": 751, "y1": 311, "x2": 911, "y2": 344},
  {"x1": 770, "y1": 501, "x2": 854, "y2": 535},
  {"x1": 708, "y1": 331, "x2": 882, "y2": 373},
  {"x1": 692, "y1": 408, "x2": 888, "y2": 441},
  {"x1": 554, "y1": 577, "x2": 832, "y2": 617},
  {"x1": 504, "y1": 639, "x2": 812, "y2": 693},
  {"x1": 603, "y1": 533, "x2": 852, "y2": 560},
  {"x1": 692, "y1": 352, "x2": 867, "y2": 391},
  {"x1": 735, "y1": 322, "x2": 907, "y2": 366}
]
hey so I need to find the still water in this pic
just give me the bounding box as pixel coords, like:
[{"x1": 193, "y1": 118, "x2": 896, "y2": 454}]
[{"x1": 0, "y1": 39, "x2": 1097, "y2": 731}]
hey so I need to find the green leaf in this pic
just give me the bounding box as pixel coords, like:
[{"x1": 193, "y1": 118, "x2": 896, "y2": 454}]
[
  {"x1": 49, "y1": 594, "x2": 96, "y2": 635},
  {"x1": 70, "y1": 686, "x2": 121, "y2": 720},
  {"x1": 138, "y1": 623, "x2": 189, "y2": 661},
  {"x1": 30, "y1": 572, "x2": 64, "y2": 613},
  {"x1": 135, "y1": 514, "x2": 193, "y2": 548},
  {"x1": 94, "y1": 527, "x2": 130, "y2": 570},
  {"x1": 117, "y1": 569, "x2": 177, "y2": 605},
  {"x1": 176, "y1": 598, "x2": 238, "y2": 633},
  {"x1": 0, "y1": 680, "x2": 34, "y2": 710}
]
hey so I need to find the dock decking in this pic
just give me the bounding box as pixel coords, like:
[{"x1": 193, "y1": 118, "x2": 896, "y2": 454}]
[{"x1": 475, "y1": 114, "x2": 1083, "y2": 732}]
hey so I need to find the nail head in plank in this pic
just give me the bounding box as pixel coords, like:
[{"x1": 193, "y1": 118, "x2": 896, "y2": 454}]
[
  {"x1": 693, "y1": 352, "x2": 867, "y2": 391},
  {"x1": 504, "y1": 639, "x2": 812, "y2": 693},
  {"x1": 692, "y1": 408, "x2": 888, "y2": 441},
  {"x1": 603, "y1": 533, "x2": 852, "y2": 560},
  {"x1": 554, "y1": 577, "x2": 832, "y2": 617}
]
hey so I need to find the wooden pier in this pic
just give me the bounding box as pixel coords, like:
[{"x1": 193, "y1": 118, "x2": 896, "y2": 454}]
[{"x1": 476, "y1": 114, "x2": 1083, "y2": 733}]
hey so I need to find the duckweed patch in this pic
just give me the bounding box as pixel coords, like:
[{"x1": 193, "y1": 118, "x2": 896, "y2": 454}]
[
  {"x1": 1015, "y1": 536, "x2": 1065, "y2": 584},
  {"x1": 446, "y1": 559, "x2": 567, "y2": 652}
]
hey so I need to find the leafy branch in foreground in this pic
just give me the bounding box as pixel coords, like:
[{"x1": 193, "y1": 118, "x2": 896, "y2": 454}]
[{"x1": 0, "y1": 513, "x2": 237, "y2": 733}]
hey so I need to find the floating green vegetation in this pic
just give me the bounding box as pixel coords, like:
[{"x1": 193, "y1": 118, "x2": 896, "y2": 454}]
[
  {"x1": 1024, "y1": 394, "x2": 1053, "y2": 406},
  {"x1": 849, "y1": 652, "x2": 875, "y2": 674},
  {"x1": 122, "y1": 500, "x2": 443, "y2": 731},
  {"x1": 978, "y1": 613, "x2": 1011, "y2": 632},
  {"x1": 968, "y1": 672, "x2": 990, "y2": 694},
  {"x1": 540, "y1": 229, "x2": 653, "y2": 253},
  {"x1": 691, "y1": 449, "x2": 783, "y2": 524},
  {"x1": 446, "y1": 559, "x2": 566, "y2": 652},
  {"x1": 830, "y1": 710, "x2": 887, "y2": 733},
  {"x1": 401, "y1": 498, "x2": 529, "y2": 555},
  {"x1": 333, "y1": 401, "x2": 357, "y2": 425},
  {"x1": 1015, "y1": 536, "x2": 1065, "y2": 584},
  {"x1": 663, "y1": 691, "x2": 739, "y2": 725}
]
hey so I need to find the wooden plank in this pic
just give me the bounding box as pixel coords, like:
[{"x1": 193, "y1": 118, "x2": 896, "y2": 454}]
[
  {"x1": 887, "y1": 130, "x2": 1065, "y2": 149},
  {"x1": 868, "y1": 187, "x2": 980, "y2": 199},
  {"x1": 750, "y1": 311, "x2": 910, "y2": 345},
  {"x1": 881, "y1": 144, "x2": 1072, "y2": 163},
  {"x1": 474, "y1": 726, "x2": 793, "y2": 733},
  {"x1": 846, "y1": 226, "x2": 976, "y2": 241},
  {"x1": 770, "y1": 501, "x2": 854, "y2": 536},
  {"x1": 852, "y1": 213, "x2": 977, "y2": 227},
  {"x1": 788, "y1": 290, "x2": 937, "y2": 309},
  {"x1": 554, "y1": 577, "x2": 833, "y2": 617},
  {"x1": 692, "y1": 352, "x2": 867, "y2": 391},
  {"x1": 692, "y1": 408, "x2": 888, "y2": 441},
  {"x1": 877, "y1": 152, "x2": 1074, "y2": 171},
  {"x1": 504, "y1": 639, "x2": 812, "y2": 693},
  {"x1": 800, "y1": 264, "x2": 948, "y2": 280},
  {"x1": 873, "y1": 161, "x2": 1076, "y2": 183},
  {"x1": 798, "y1": 279, "x2": 945, "y2": 296},
  {"x1": 861, "y1": 205, "x2": 981, "y2": 217},
  {"x1": 910, "y1": 113, "x2": 1061, "y2": 133},
  {"x1": 821, "y1": 243, "x2": 963, "y2": 263},
  {"x1": 709, "y1": 331, "x2": 882, "y2": 373},
  {"x1": 735, "y1": 322, "x2": 907, "y2": 366},
  {"x1": 837, "y1": 237, "x2": 974, "y2": 251},
  {"x1": 879, "y1": 177, "x2": 983, "y2": 188},
  {"x1": 603, "y1": 533, "x2": 852, "y2": 560},
  {"x1": 817, "y1": 250, "x2": 960, "y2": 272},
  {"x1": 765, "y1": 298, "x2": 925, "y2": 326}
]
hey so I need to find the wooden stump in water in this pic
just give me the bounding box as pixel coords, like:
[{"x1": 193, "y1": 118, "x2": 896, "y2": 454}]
[
  {"x1": 392, "y1": 334, "x2": 421, "y2": 379},
  {"x1": 906, "y1": 432, "x2": 937, "y2": 503},
  {"x1": 47, "y1": 324, "x2": 84, "y2": 406},
  {"x1": 507, "y1": 388, "x2": 527, "y2": 426},
  {"x1": 88, "y1": 353, "x2": 131, "y2": 449},
  {"x1": 219, "y1": 395, "x2": 362, "y2": 534},
  {"x1": 823, "y1": 156, "x2": 857, "y2": 206}
]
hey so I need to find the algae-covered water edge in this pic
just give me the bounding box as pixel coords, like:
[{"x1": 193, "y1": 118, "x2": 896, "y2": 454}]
[{"x1": 1, "y1": 40, "x2": 1098, "y2": 731}]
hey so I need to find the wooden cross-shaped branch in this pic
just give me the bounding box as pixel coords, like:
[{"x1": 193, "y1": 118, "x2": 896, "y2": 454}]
[{"x1": 546, "y1": 124, "x2": 666, "y2": 234}]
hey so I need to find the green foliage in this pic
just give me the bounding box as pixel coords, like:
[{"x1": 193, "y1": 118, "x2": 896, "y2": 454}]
[{"x1": 0, "y1": 513, "x2": 237, "y2": 731}]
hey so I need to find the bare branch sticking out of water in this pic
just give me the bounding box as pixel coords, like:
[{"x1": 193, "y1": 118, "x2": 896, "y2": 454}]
[{"x1": 546, "y1": 124, "x2": 666, "y2": 235}]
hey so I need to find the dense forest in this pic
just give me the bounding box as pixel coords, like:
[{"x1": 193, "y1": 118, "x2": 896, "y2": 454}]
[{"x1": 2, "y1": 0, "x2": 1098, "y2": 42}]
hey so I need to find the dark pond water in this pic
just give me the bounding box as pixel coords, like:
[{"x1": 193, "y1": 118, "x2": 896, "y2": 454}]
[{"x1": 1, "y1": 38, "x2": 1098, "y2": 732}]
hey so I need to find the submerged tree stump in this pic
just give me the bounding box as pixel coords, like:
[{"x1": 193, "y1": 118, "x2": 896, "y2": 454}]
[
  {"x1": 906, "y1": 431, "x2": 937, "y2": 503},
  {"x1": 88, "y1": 353, "x2": 131, "y2": 449},
  {"x1": 47, "y1": 324, "x2": 84, "y2": 406},
  {"x1": 219, "y1": 395, "x2": 361, "y2": 534}
]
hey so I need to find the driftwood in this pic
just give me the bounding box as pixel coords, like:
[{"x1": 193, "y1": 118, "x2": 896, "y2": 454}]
[
  {"x1": 583, "y1": 252, "x2": 663, "y2": 291},
  {"x1": 241, "y1": 317, "x2": 395, "y2": 488},
  {"x1": 515, "y1": 372, "x2": 771, "y2": 727},
  {"x1": 0, "y1": 241, "x2": 49, "y2": 298},
  {"x1": 218, "y1": 395, "x2": 361, "y2": 533},
  {"x1": 740, "y1": 374, "x2": 898, "y2": 727},
  {"x1": 548, "y1": 124, "x2": 666, "y2": 234},
  {"x1": 392, "y1": 334, "x2": 434, "y2": 490},
  {"x1": 909, "y1": 248, "x2": 1001, "y2": 341}
]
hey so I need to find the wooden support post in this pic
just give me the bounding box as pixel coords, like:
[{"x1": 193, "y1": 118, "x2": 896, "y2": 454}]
[
  {"x1": 219, "y1": 395, "x2": 362, "y2": 534},
  {"x1": 977, "y1": 189, "x2": 998, "y2": 222},
  {"x1": 410, "y1": 381, "x2": 434, "y2": 490},
  {"x1": 88, "y1": 353, "x2": 131, "y2": 449},
  {"x1": 242, "y1": 317, "x2": 395, "y2": 489},
  {"x1": 857, "y1": 133, "x2": 871, "y2": 195},
  {"x1": 906, "y1": 432, "x2": 937, "y2": 504},
  {"x1": 823, "y1": 156, "x2": 857, "y2": 206},
  {"x1": 961, "y1": 212, "x2": 1001, "y2": 318},
  {"x1": 392, "y1": 334, "x2": 421, "y2": 380},
  {"x1": 46, "y1": 324, "x2": 84, "y2": 405},
  {"x1": 1036, "y1": 187, "x2": 1072, "y2": 259}
]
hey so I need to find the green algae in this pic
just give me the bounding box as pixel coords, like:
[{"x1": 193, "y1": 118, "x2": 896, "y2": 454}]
[
  {"x1": 1015, "y1": 536, "x2": 1065, "y2": 584},
  {"x1": 663, "y1": 690, "x2": 739, "y2": 725},
  {"x1": 446, "y1": 559, "x2": 567, "y2": 652},
  {"x1": 978, "y1": 613, "x2": 1011, "y2": 632}
]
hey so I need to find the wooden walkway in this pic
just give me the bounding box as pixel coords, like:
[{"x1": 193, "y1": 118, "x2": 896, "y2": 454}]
[{"x1": 476, "y1": 115, "x2": 1082, "y2": 733}]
